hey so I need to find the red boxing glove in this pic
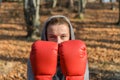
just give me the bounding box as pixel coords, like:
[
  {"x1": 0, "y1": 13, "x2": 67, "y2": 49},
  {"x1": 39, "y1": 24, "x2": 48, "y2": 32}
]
[
  {"x1": 30, "y1": 40, "x2": 58, "y2": 80},
  {"x1": 59, "y1": 40, "x2": 87, "y2": 80}
]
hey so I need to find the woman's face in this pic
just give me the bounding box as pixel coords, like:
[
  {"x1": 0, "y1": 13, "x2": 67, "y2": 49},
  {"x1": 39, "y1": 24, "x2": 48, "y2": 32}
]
[{"x1": 47, "y1": 24, "x2": 70, "y2": 44}]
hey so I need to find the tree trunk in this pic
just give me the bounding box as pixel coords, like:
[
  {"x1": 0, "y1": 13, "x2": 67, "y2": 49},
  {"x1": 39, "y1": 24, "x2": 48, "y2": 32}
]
[
  {"x1": 69, "y1": 0, "x2": 74, "y2": 8},
  {"x1": 23, "y1": 0, "x2": 33, "y2": 37},
  {"x1": 59, "y1": 0, "x2": 62, "y2": 8},
  {"x1": 23, "y1": 0, "x2": 40, "y2": 38},
  {"x1": 117, "y1": 0, "x2": 120, "y2": 25},
  {"x1": 118, "y1": 0, "x2": 120, "y2": 24},
  {"x1": 110, "y1": 0, "x2": 115, "y2": 10},
  {"x1": 52, "y1": 0, "x2": 57, "y2": 8},
  {"x1": 78, "y1": 0, "x2": 84, "y2": 19},
  {"x1": 32, "y1": 0, "x2": 40, "y2": 39},
  {"x1": 33, "y1": 0, "x2": 40, "y2": 27}
]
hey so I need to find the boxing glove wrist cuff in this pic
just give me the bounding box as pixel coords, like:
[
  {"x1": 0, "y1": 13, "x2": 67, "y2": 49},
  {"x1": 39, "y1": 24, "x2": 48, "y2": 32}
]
[
  {"x1": 66, "y1": 76, "x2": 84, "y2": 80},
  {"x1": 35, "y1": 75, "x2": 53, "y2": 80}
]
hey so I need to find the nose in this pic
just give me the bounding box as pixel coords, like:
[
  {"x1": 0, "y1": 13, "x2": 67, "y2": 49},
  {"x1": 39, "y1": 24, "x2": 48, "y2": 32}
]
[{"x1": 57, "y1": 37, "x2": 62, "y2": 44}]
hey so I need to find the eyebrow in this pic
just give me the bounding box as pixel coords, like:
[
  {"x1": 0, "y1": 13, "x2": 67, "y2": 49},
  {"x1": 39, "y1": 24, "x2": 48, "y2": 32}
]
[
  {"x1": 47, "y1": 34, "x2": 57, "y2": 36},
  {"x1": 47, "y1": 34, "x2": 55, "y2": 35}
]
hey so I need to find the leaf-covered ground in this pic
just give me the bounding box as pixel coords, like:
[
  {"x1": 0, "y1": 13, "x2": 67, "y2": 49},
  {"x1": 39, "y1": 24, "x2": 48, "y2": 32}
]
[{"x1": 0, "y1": 2, "x2": 120, "y2": 80}]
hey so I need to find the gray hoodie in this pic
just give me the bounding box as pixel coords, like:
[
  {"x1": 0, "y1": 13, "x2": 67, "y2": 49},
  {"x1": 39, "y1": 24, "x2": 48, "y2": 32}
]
[{"x1": 27, "y1": 15, "x2": 89, "y2": 80}]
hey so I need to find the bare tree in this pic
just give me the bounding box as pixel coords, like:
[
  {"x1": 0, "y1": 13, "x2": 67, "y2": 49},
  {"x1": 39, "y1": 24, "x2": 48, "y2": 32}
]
[
  {"x1": 110, "y1": 0, "x2": 116, "y2": 10},
  {"x1": 100, "y1": 0, "x2": 116, "y2": 10},
  {"x1": 118, "y1": 0, "x2": 120, "y2": 24},
  {"x1": 52, "y1": 0, "x2": 57, "y2": 8},
  {"x1": 78, "y1": 0, "x2": 86, "y2": 19},
  {"x1": 23, "y1": 0, "x2": 40, "y2": 39},
  {"x1": 69, "y1": 0, "x2": 74, "y2": 8},
  {"x1": 52, "y1": 0, "x2": 63, "y2": 9},
  {"x1": 117, "y1": 0, "x2": 120, "y2": 25}
]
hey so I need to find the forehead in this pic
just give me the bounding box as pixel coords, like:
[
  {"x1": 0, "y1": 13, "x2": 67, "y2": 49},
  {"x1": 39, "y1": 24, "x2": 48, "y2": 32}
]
[{"x1": 47, "y1": 24, "x2": 70, "y2": 34}]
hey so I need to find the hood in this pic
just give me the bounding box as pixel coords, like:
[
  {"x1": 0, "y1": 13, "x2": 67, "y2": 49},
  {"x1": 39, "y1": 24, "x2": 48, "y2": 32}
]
[{"x1": 41, "y1": 15, "x2": 75, "y2": 40}]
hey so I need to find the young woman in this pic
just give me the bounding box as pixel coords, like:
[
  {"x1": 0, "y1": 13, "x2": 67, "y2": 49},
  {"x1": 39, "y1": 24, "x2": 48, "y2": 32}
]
[{"x1": 27, "y1": 15, "x2": 89, "y2": 80}]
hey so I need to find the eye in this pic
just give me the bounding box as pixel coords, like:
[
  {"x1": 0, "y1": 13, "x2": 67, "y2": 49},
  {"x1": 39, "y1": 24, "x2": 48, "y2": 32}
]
[
  {"x1": 49, "y1": 35, "x2": 56, "y2": 39},
  {"x1": 61, "y1": 35, "x2": 66, "y2": 38},
  {"x1": 47, "y1": 35, "x2": 57, "y2": 42},
  {"x1": 61, "y1": 35, "x2": 67, "y2": 39}
]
